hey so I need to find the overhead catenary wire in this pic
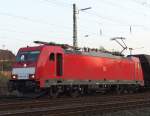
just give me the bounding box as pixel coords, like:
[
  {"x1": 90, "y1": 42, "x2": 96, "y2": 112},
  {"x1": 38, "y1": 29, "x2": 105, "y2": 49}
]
[
  {"x1": 131, "y1": 0, "x2": 150, "y2": 8},
  {"x1": 43, "y1": 0, "x2": 72, "y2": 8},
  {"x1": 32, "y1": 0, "x2": 150, "y2": 36},
  {"x1": 0, "y1": 0, "x2": 150, "y2": 46},
  {"x1": 0, "y1": 12, "x2": 102, "y2": 37},
  {"x1": 44, "y1": 0, "x2": 150, "y2": 28},
  {"x1": 0, "y1": 12, "x2": 73, "y2": 30},
  {"x1": 99, "y1": 0, "x2": 148, "y2": 17},
  {"x1": 41, "y1": 0, "x2": 147, "y2": 29}
]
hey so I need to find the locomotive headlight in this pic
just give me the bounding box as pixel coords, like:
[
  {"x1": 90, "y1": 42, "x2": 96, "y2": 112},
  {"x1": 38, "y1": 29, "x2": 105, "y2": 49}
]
[
  {"x1": 29, "y1": 74, "x2": 35, "y2": 79},
  {"x1": 11, "y1": 74, "x2": 18, "y2": 79}
]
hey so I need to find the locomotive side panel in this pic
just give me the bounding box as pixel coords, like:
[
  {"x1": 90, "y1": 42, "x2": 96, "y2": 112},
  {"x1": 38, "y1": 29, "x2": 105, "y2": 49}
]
[{"x1": 63, "y1": 53, "x2": 142, "y2": 83}]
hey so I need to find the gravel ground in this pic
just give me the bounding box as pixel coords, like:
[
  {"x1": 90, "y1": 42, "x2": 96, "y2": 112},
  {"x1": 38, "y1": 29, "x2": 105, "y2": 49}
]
[{"x1": 84, "y1": 107, "x2": 150, "y2": 116}]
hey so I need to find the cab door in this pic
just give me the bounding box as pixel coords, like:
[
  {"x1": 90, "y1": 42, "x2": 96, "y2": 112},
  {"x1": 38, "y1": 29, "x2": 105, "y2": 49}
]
[
  {"x1": 56, "y1": 53, "x2": 63, "y2": 77},
  {"x1": 49, "y1": 53, "x2": 55, "y2": 77}
]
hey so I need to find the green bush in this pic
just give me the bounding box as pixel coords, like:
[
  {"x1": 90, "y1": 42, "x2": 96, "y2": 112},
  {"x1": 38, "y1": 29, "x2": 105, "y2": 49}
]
[
  {"x1": 0, "y1": 61, "x2": 14, "y2": 71},
  {"x1": 0, "y1": 73, "x2": 9, "y2": 87}
]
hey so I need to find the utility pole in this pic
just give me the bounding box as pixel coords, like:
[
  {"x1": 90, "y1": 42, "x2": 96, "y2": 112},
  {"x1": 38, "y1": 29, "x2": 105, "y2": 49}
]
[
  {"x1": 73, "y1": 4, "x2": 91, "y2": 49},
  {"x1": 73, "y1": 3, "x2": 77, "y2": 48}
]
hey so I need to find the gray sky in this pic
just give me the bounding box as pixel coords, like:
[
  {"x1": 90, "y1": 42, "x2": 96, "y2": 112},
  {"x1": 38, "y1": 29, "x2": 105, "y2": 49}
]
[{"x1": 0, "y1": 0, "x2": 150, "y2": 55}]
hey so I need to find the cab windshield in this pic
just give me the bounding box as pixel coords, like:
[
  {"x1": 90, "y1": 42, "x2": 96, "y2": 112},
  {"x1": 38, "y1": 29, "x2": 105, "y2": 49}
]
[{"x1": 16, "y1": 51, "x2": 40, "y2": 62}]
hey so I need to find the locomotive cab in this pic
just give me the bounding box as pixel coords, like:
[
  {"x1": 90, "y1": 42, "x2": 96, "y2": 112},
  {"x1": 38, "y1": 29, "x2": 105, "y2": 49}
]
[
  {"x1": 9, "y1": 46, "x2": 42, "y2": 93},
  {"x1": 9, "y1": 43, "x2": 64, "y2": 94},
  {"x1": 12, "y1": 50, "x2": 40, "y2": 79}
]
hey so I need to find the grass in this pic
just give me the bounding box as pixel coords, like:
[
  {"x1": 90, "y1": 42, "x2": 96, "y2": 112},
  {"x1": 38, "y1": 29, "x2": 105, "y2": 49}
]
[{"x1": 0, "y1": 73, "x2": 9, "y2": 86}]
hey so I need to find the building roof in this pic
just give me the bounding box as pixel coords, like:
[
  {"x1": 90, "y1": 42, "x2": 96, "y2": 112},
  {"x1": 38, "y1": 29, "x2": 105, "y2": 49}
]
[{"x1": 0, "y1": 49, "x2": 15, "y2": 62}]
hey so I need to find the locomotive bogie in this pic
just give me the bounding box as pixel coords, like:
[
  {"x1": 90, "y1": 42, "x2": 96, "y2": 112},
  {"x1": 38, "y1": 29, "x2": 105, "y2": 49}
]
[{"x1": 8, "y1": 80, "x2": 40, "y2": 93}]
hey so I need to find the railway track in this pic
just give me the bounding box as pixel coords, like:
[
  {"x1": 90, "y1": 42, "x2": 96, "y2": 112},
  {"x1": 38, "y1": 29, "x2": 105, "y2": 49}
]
[
  {"x1": 0, "y1": 98, "x2": 150, "y2": 116},
  {"x1": 0, "y1": 92, "x2": 150, "y2": 115},
  {"x1": 1, "y1": 91, "x2": 150, "y2": 101},
  {"x1": 0, "y1": 92, "x2": 150, "y2": 111}
]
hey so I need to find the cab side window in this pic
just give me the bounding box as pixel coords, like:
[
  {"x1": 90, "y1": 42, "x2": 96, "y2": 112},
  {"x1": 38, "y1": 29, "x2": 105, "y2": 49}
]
[{"x1": 49, "y1": 53, "x2": 55, "y2": 61}]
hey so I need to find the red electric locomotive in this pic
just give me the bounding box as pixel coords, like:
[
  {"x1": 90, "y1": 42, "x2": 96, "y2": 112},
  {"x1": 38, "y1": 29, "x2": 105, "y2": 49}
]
[{"x1": 9, "y1": 41, "x2": 144, "y2": 97}]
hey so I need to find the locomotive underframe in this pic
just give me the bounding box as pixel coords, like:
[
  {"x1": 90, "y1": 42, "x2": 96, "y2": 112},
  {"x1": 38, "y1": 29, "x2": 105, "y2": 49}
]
[
  {"x1": 45, "y1": 79, "x2": 141, "y2": 97},
  {"x1": 44, "y1": 79, "x2": 143, "y2": 87},
  {"x1": 8, "y1": 78, "x2": 143, "y2": 98},
  {"x1": 8, "y1": 80, "x2": 40, "y2": 93}
]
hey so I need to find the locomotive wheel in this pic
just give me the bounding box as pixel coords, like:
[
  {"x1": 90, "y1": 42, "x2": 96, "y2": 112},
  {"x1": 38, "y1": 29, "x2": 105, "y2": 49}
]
[
  {"x1": 49, "y1": 88, "x2": 60, "y2": 98},
  {"x1": 128, "y1": 89, "x2": 134, "y2": 94},
  {"x1": 117, "y1": 86, "x2": 131, "y2": 94},
  {"x1": 123, "y1": 89, "x2": 128, "y2": 94},
  {"x1": 7, "y1": 84, "x2": 13, "y2": 92},
  {"x1": 70, "y1": 90, "x2": 80, "y2": 98},
  {"x1": 116, "y1": 86, "x2": 124, "y2": 94}
]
